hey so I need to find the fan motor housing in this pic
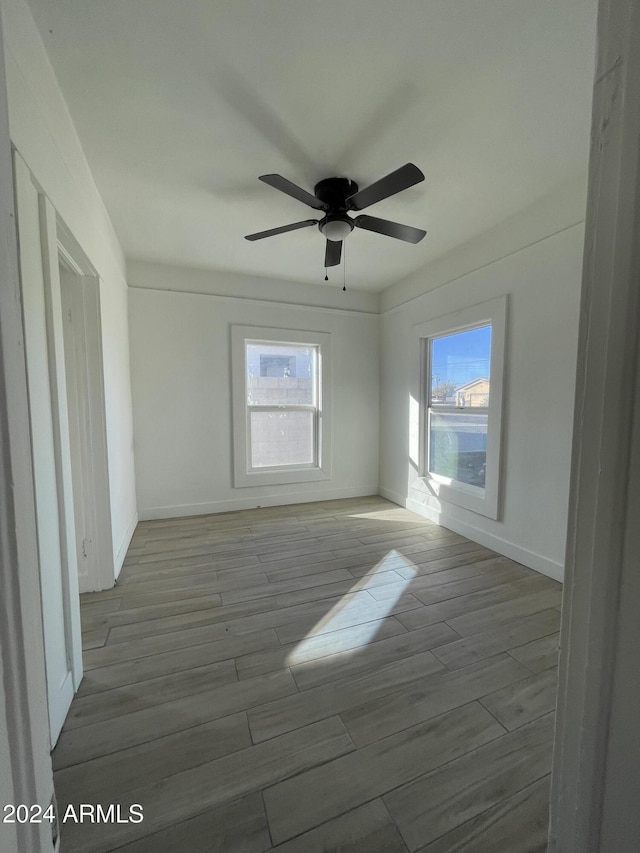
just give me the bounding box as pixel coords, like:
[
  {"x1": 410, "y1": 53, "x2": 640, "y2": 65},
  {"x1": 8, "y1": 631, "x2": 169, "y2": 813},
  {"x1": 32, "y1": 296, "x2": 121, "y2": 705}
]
[{"x1": 314, "y1": 177, "x2": 358, "y2": 210}]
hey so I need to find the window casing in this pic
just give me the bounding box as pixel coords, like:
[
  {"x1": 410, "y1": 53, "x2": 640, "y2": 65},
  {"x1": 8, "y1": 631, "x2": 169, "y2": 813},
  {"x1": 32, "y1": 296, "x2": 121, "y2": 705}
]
[
  {"x1": 232, "y1": 326, "x2": 331, "y2": 487},
  {"x1": 413, "y1": 297, "x2": 506, "y2": 519}
]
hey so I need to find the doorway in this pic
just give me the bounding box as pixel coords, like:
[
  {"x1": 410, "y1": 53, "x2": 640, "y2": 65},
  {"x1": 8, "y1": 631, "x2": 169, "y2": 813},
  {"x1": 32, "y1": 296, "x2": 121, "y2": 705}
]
[
  {"x1": 58, "y1": 248, "x2": 114, "y2": 594},
  {"x1": 13, "y1": 152, "x2": 114, "y2": 745}
]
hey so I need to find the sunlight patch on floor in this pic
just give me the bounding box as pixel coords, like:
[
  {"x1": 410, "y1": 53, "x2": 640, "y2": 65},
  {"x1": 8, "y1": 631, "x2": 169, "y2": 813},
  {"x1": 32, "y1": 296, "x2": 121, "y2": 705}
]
[
  {"x1": 285, "y1": 550, "x2": 417, "y2": 666},
  {"x1": 348, "y1": 506, "x2": 422, "y2": 521},
  {"x1": 347, "y1": 509, "x2": 418, "y2": 521}
]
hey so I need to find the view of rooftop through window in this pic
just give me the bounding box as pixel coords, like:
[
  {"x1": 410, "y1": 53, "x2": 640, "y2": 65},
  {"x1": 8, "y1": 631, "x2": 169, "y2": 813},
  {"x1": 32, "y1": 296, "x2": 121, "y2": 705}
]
[{"x1": 430, "y1": 325, "x2": 491, "y2": 405}]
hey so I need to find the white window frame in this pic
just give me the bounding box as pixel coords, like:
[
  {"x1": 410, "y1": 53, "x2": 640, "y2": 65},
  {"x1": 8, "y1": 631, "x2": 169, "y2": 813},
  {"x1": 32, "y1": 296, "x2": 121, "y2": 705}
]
[
  {"x1": 231, "y1": 325, "x2": 332, "y2": 487},
  {"x1": 412, "y1": 296, "x2": 507, "y2": 519}
]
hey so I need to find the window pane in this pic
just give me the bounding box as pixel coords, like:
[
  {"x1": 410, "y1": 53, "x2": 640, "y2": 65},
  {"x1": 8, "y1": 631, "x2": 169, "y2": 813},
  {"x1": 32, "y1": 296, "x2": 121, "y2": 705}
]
[
  {"x1": 250, "y1": 410, "x2": 315, "y2": 468},
  {"x1": 429, "y1": 411, "x2": 488, "y2": 488},
  {"x1": 430, "y1": 325, "x2": 491, "y2": 408},
  {"x1": 246, "y1": 343, "x2": 315, "y2": 405}
]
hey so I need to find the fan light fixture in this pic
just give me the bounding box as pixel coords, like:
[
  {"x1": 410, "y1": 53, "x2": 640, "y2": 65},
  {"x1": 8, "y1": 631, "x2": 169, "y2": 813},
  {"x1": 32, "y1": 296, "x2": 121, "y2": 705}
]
[
  {"x1": 320, "y1": 217, "x2": 353, "y2": 242},
  {"x1": 244, "y1": 165, "x2": 427, "y2": 274}
]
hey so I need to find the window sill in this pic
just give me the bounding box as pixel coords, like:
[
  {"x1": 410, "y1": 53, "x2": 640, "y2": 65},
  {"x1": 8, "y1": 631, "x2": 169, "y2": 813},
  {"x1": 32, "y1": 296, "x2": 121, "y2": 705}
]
[
  {"x1": 234, "y1": 465, "x2": 331, "y2": 488},
  {"x1": 410, "y1": 475, "x2": 498, "y2": 520}
]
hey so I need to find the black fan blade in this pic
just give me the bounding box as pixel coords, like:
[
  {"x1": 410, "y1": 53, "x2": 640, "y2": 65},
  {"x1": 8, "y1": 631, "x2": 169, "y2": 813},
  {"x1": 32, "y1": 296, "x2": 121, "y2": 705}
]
[
  {"x1": 245, "y1": 219, "x2": 318, "y2": 241},
  {"x1": 355, "y1": 215, "x2": 426, "y2": 243},
  {"x1": 324, "y1": 239, "x2": 342, "y2": 267},
  {"x1": 347, "y1": 163, "x2": 425, "y2": 211},
  {"x1": 259, "y1": 174, "x2": 326, "y2": 210}
]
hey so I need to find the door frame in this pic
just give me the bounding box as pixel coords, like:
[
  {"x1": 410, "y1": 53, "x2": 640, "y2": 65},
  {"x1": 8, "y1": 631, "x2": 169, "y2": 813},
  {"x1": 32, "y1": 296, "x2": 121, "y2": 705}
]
[
  {"x1": 549, "y1": 0, "x2": 640, "y2": 850},
  {"x1": 14, "y1": 154, "x2": 82, "y2": 745},
  {"x1": 0, "y1": 14, "x2": 56, "y2": 850},
  {"x1": 13, "y1": 153, "x2": 114, "y2": 746}
]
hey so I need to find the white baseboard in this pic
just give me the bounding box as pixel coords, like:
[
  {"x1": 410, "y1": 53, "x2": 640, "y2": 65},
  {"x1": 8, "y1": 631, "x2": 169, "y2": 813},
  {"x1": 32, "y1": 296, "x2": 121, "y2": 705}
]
[
  {"x1": 138, "y1": 485, "x2": 380, "y2": 521},
  {"x1": 114, "y1": 511, "x2": 138, "y2": 578},
  {"x1": 378, "y1": 486, "x2": 407, "y2": 509},
  {"x1": 380, "y1": 486, "x2": 564, "y2": 582}
]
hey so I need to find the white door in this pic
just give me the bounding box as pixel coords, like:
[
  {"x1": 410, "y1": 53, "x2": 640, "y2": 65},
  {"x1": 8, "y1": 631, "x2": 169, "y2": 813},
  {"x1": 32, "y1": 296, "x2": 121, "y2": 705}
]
[
  {"x1": 60, "y1": 270, "x2": 92, "y2": 592},
  {"x1": 14, "y1": 154, "x2": 82, "y2": 745},
  {"x1": 58, "y1": 260, "x2": 115, "y2": 593}
]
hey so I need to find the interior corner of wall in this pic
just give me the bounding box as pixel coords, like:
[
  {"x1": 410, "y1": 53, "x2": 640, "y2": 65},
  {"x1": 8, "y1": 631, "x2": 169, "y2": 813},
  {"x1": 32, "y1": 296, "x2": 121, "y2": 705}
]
[{"x1": 114, "y1": 510, "x2": 138, "y2": 579}]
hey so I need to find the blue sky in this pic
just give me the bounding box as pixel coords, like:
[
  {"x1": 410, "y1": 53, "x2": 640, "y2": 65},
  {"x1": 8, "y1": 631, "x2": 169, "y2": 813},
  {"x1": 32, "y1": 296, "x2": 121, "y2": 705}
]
[{"x1": 431, "y1": 325, "x2": 491, "y2": 387}]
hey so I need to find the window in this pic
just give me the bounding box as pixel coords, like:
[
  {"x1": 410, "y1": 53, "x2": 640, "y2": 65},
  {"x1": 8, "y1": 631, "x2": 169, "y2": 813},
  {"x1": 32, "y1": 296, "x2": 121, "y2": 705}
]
[
  {"x1": 247, "y1": 342, "x2": 317, "y2": 469},
  {"x1": 413, "y1": 297, "x2": 506, "y2": 519},
  {"x1": 232, "y1": 326, "x2": 331, "y2": 487},
  {"x1": 428, "y1": 325, "x2": 491, "y2": 490}
]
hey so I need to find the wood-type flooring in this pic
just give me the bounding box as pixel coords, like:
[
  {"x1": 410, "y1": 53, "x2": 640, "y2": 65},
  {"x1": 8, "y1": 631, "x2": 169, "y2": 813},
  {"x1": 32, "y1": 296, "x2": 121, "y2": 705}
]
[{"x1": 53, "y1": 496, "x2": 561, "y2": 852}]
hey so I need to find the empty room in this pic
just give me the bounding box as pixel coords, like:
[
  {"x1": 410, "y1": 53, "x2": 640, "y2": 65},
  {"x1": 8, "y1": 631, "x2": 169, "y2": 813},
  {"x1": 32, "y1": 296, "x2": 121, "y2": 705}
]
[{"x1": 2, "y1": 0, "x2": 639, "y2": 852}]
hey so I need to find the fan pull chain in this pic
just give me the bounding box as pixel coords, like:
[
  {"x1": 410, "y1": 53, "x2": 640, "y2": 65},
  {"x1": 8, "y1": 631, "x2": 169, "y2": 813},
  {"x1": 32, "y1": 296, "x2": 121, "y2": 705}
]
[
  {"x1": 342, "y1": 239, "x2": 347, "y2": 291},
  {"x1": 324, "y1": 266, "x2": 328, "y2": 281}
]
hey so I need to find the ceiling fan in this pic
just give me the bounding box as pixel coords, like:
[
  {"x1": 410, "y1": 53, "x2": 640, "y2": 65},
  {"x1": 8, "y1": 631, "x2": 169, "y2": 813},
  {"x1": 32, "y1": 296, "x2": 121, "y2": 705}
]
[{"x1": 244, "y1": 163, "x2": 427, "y2": 268}]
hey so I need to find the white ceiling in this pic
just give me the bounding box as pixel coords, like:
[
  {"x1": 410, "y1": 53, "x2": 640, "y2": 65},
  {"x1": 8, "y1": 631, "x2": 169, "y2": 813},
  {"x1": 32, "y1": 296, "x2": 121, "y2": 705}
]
[{"x1": 25, "y1": 0, "x2": 597, "y2": 292}]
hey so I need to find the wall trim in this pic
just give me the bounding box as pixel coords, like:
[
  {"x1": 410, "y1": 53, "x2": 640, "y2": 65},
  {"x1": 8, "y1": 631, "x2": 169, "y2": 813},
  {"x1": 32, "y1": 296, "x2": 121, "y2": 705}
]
[
  {"x1": 379, "y1": 486, "x2": 564, "y2": 582},
  {"x1": 138, "y1": 486, "x2": 379, "y2": 521},
  {"x1": 381, "y1": 220, "x2": 585, "y2": 316},
  {"x1": 127, "y1": 283, "x2": 380, "y2": 317},
  {"x1": 114, "y1": 510, "x2": 138, "y2": 579}
]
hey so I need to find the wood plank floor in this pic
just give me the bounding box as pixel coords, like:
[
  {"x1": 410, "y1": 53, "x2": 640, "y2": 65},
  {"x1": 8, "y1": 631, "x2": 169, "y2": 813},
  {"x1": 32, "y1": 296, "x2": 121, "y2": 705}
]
[{"x1": 53, "y1": 496, "x2": 561, "y2": 853}]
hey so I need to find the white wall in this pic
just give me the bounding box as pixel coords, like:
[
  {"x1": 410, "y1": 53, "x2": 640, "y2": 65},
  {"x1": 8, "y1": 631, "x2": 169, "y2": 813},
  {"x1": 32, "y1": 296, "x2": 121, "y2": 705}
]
[
  {"x1": 1, "y1": 0, "x2": 137, "y2": 573},
  {"x1": 380, "y1": 187, "x2": 587, "y2": 580},
  {"x1": 128, "y1": 260, "x2": 380, "y2": 519}
]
